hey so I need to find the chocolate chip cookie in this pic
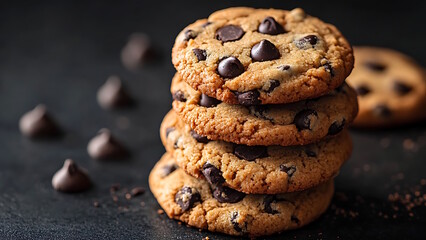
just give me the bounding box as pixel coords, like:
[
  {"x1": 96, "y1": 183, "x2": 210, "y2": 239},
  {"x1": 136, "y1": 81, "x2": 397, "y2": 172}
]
[
  {"x1": 160, "y1": 110, "x2": 351, "y2": 194},
  {"x1": 149, "y1": 152, "x2": 334, "y2": 237},
  {"x1": 346, "y1": 46, "x2": 426, "y2": 127},
  {"x1": 171, "y1": 73, "x2": 358, "y2": 146},
  {"x1": 172, "y1": 7, "x2": 354, "y2": 104}
]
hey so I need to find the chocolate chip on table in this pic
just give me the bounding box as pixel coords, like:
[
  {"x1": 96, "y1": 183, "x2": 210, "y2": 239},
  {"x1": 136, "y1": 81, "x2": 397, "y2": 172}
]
[
  {"x1": 305, "y1": 149, "x2": 317, "y2": 157},
  {"x1": 328, "y1": 119, "x2": 346, "y2": 135},
  {"x1": 160, "y1": 163, "x2": 178, "y2": 177},
  {"x1": 294, "y1": 35, "x2": 318, "y2": 49},
  {"x1": 215, "y1": 25, "x2": 244, "y2": 42},
  {"x1": 175, "y1": 186, "x2": 201, "y2": 211},
  {"x1": 19, "y1": 104, "x2": 61, "y2": 138},
  {"x1": 293, "y1": 109, "x2": 318, "y2": 131},
  {"x1": 373, "y1": 104, "x2": 391, "y2": 117},
  {"x1": 97, "y1": 75, "x2": 134, "y2": 110},
  {"x1": 192, "y1": 48, "x2": 207, "y2": 61},
  {"x1": 199, "y1": 94, "x2": 221, "y2": 107},
  {"x1": 364, "y1": 61, "x2": 386, "y2": 72},
  {"x1": 251, "y1": 40, "x2": 280, "y2": 62},
  {"x1": 212, "y1": 186, "x2": 245, "y2": 203},
  {"x1": 235, "y1": 90, "x2": 261, "y2": 106},
  {"x1": 165, "y1": 127, "x2": 175, "y2": 138},
  {"x1": 52, "y1": 159, "x2": 92, "y2": 193},
  {"x1": 258, "y1": 17, "x2": 285, "y2": 35},
  {"x1": 121, "y1": 33, "x2": 154, "y2": 70},
  {"x1": 355, "y1": 85, "x2": 371, "y2": 96},
  {"x1": 217, "y1": 57, "x2": 244, "y2": 78},
  {"x1": 264, "y1": 80, "x2": 280, "y2": 93},
  {"x1": 172, "y1": 90, "x2": 186, "y2": 102},
  {"x1": 280, "y1": 165, "x2": 296, "y2": 177},
  {"x1": 183, "y1": 29, "x2": 197, "y2": 41},
  {"x1": 87, "y1": 129, "x2": 128, "y2": 160},
  {"x1": 190, "y1": 130, "x2": 209, "y2": 143},
  {"x1": 201, "y1": 163, "x2": 225, "y2": 185},
  {"x1": 393, "y1": 81, "x2": 412, "y2": 95},
  {"x1": 263, "y1": 195, "x2": 279, "y2": 214},
  {"x1": 234, "y1": 145, "x2": 267, "y2": 161}
]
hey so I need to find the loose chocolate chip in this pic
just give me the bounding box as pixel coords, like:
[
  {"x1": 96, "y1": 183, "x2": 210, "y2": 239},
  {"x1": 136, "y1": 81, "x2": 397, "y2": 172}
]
[
  {"x1": 121, "y1": 33, "x2": 154, "y2": 70},
  {"x1": 184, "y1": 29, "x2": 197, "y2": 41},
  {"x1": 328, "y1": 119, "x2": 346, "y2": 135},
  {"x1": 234, "y1": 145, "x2": 267, "y2": 161},
  {"x1": 213, "y1": 186, "x2": 245, "y2": 203},
  {"x1": 52, "y1": 159, "x2": 92, "y2": 193},
  {"x1": 97, "y1": 75, "x2": 134, "y2": 109},
  {"x1": 364, "y1": 61, "x2": 386, "y2": 72},
  {"x1": 305, "y1": 149, "x2": 317, "y2": 157},
  {"x1": 87, "y1": 129, "x2": 128, "y2": 160},
  {"x1": 373, "y1": 104, "x2": 391, "y2": 117},
  {"x1": 190, "y1": 130, "x2": 209, "y2": 143},
  {"x1": 160, "y1": 163, "x2": 178, "y2": 177},
  {"x1": 172, "y1": 90, "x2": 186, "y2": 102},
  {"x1": 215, "y1": 25, "x2": 244, "y2": 42},
  {"x1": 293, "y1": 109, "x2": 318, "y2": 130},
  {"x1": 265, "y1": 80, "x2": 280, "y2": 93},
  {"x1": 258, "y1": 17, "x2": 285, "y2": 35},
  {"x1": 277, "y1": 65, "x2": 290, "y2": 71},
  {"x1": 235, "y1": 90, "x2": 261, "y2": 106},
  {"x1": 165, "y1": 127, "x2": 175, "y2": 138},
  {"x1": 192, "y1": 48, "x2": 207, "y2": 61},
  {"x1": 323, "y1": 62, "x2": 335, "y2": 77},
  {"x1": 264, "y1": 195, "x2": 279, "y2": 214},
  {"x1": 355, "y1": 85, "x2": 371, "y2": 96},
  {"x1": 295, "y1": 35, "x2": 318, "y2": 49},
  {"x1": 251, "y1": 40, "x2": 280, "y2": 62},
  {"x1": 19, "y1": 104, "x2": 62, "y2": 138},
  {"x1": 291, "y1": 215, "x2": 301, "y2": 225},
  {"x1": 231, "y1": 211, "x2": 244, "y2": 232},
  {"x1": 217, "y1": 57, "x2": 244, "y2": 78},
  {"x1": 393, "y1": 81, "x2": 412, "y2": 95},
  {"x1": 201, "y1": 163, "x2": 225, "y2": 185},
  {"x1": 175, "y1": 186, "x2": 201, "y2": 211},
  {"x1": 280, "y1": 165, "x2": 296, "y2": 177},
  {"x1": 199, "y1": 94, "x2": 221, "y2": 107}
]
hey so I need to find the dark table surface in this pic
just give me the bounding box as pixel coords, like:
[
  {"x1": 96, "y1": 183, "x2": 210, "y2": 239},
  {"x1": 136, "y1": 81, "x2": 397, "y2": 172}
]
[{"x1": 1, "y1": 1, "x2": 425, "y2": 239}]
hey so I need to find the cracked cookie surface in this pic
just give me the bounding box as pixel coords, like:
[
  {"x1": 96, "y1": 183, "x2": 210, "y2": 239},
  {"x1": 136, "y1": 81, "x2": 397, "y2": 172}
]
[
  {"x1": 149, "y1": 152, "x2": 334, "y2": 237},
  {"x1": 172, "y1": 7, "x2": 354, "y2": 104},
  {"x1": 171, "y1": 73, "x2": 358, "y2": 146}
]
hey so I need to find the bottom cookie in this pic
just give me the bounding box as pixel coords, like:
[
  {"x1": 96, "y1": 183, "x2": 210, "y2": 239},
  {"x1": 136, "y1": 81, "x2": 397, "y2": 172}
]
[{"x1": 149, "y1": 153, "x2": 334, "y2": 237}]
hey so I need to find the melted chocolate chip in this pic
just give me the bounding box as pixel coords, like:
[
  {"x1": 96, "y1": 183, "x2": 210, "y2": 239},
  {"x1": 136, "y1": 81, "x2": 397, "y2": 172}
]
[
  {"x1": 355, "y1": 85, "x2": 371, "y2": 96},
  {"x1": 160, "y1": 163, "x2": 178, "y2": 177},
  {"x1": 175, "y1": 186, "x2": 201, "y2": 211},
  {"x1": 184, "y1": 29, "x2": 197, "y2": 41},
  {"x1": 201, "y1": 163, "x2": 224, "y2": 185},
  {"x1": 328, "y1": 119, "x2": 346, "y2": 135},
  {"x1": 265, "y1": 80, "x2": 280, "y2": 93},
  {"x1": 293, "y1": 109, "x2": 318, "y2": 130},
  {"x1": 192, "y1": 48, "x2": 207, "y2": 61},
  {"x1": 278, "y1": 65, "x2": 291, "y2": 71},
  {"x1": 264, "y1": 195, "x2": 279, "y2": 214},
  {"x1": 295, "y1": 35, "x2": 318, "y2": 49},
  {"x1": 215, "y1": 25, "x2": 244, "y2": 42},
  {"x1": 217, "y1": 57, "x2": 244, "y2": 78},
  {"x1": 213, "y1": 186, "x2": 245, "y2": 203},
  {"x1": 165, "y1": 127, "x2": 175, "y2": 138},
  {"x1": 87, "y1": 129, "x2": 128, "y2": 160},
  {"x1": 373, "y1": 104, "x2": 391, "y2": 117},
  {"x1": 19, "y1": 105, "x2": 62, "y2": 138},
  {"x1": 231, "y1": 211, "x2": 244, "y2": 232},
  {"x1": 323, "y1": 62, "x2": 335, "y2": 77},
  {"x1": 364, "y1": 61, "x2": 386, "y2": 72},
  {"x1": 258, "y1": 17, "x2": 285, "y2": 35},
  {"x1": 97, "y1": 75, "x2": 134, "y2": 109},
  {"x1": 235, "y1": 90, "x2": 261, "y2": 106},
  {"x1": 251, "y1": 40, "x2": 280, "y2": 62},
  {"x1": 234, "y1": 145, "x2": 267, "y2": 161},
  {"x1": 172, "y1": 90, "x2": 186, "y2": 102},
  {"x1": 190, "y1": 130, "x2": 209, "y2": 143},
  {"x1": 393, "y1": 81, "x2": 412, "y2": 95},
  {"x1": 305, "y1": 149, "x2": 317, "y2": 157},
  {"x1": 199, "y1": 94, "x2": 221, "y2": 107},
  {"x1": 291, "y1": 215, "x2": 301, "y2": 225},
  {"x1": 280, "y1": 165, "x2": 296, "y2": 177},
  {"x1": 52, "y1": 159, "x2": 92, "y2": 193}
]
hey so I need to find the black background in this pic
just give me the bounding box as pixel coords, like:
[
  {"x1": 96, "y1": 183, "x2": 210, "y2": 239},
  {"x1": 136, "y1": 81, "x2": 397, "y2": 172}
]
[{"x1": 0, "y1": 0, "x2": 425, "y2": 239}]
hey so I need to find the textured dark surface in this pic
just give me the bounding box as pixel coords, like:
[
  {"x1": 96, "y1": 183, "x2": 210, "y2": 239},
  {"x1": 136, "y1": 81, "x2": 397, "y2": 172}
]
[{"x1": 1, "y1": 1, "x2": 425, "y2": 239}]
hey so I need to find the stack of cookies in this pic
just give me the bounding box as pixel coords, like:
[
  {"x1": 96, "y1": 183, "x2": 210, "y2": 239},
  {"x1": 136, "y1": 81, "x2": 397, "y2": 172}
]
[{"x1": 150, "y1": 7, "x2": 358, "y2": 237}]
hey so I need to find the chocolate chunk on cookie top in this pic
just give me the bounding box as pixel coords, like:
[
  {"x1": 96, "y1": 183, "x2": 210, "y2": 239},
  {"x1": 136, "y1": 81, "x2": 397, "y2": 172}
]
[{"x1": 172, "y1": 7, "x2": 354, "y2": 104}]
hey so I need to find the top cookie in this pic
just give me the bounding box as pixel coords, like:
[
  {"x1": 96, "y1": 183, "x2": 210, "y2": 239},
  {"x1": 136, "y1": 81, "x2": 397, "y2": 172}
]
[
  {"x1": 347, "y1": 47, "x2": 426, "y2": 127},
  {"x1": 172, "y1": 7, "x2": 354, "y2": 104}
]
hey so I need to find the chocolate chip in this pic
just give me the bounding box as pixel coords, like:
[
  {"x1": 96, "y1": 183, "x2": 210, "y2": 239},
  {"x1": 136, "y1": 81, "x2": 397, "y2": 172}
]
[
  {"x1": 199, "y1": 94, "x2": 221, "y2": 107},
  {"x1": 280, "y1": 165, "x2": 296, "y2": 177},
  {"x1": 192, "y1": 48, "x2": 207, "y2": 61},
  {"x1": 87, "y1": 129, "x2": 128, "y2": 160},
  {"x1": 373, "y1": 104, "x2": 391, "y2": 117},
  {"x1": 277, "y1": 65, "x2": 291, "y2": 71},
  {"x1": 217, "y1": 57, "x2": 244, "y2": 78},
  {"x1": 258, "y1": 17, "x2": 285, "y2": 35},
  {"x1": 305, "y1": 149, "x2": 317, "y2": 157},
  {"x1": 251, "y1": 40, "x2": 280, "y2": 62},
  {"x1": 213, "y1": 186, "x2": 245, "y2": 203},
  {"x1": 364, "y1": 61, "x2": 386, "y2": 71},
  {"x1": 160, "y1": 163, "x2": 178, "y2": 177},
  {"x1": 184, "y1": 29, "x2": 197, "y2": 41},
  {"x1": 52, "y1": 159, "x2": 92, "y2": 193},
  {"x1": 234, "y1": 145, "x2": 267, "y2": 161},
  {"x1": 249, "y1": 105, "x2": 273, "y2": 121},
  {"x1": 215, "y1": 25, "x2": 244, "y2": 42},
  {"x1": 295, "y1": 35, "x2": 318, "y2": 49},
  {"x1": 264, "y1": 195, "x2": 279, "y2": 214},
  {"x1": 355, "y1": 85, "x2": 371, "y2": 96},
  {"x1": 190, "y1": 130, "x2": 209, "y2": 143},
  {"x1": 291, "y1": 215, "x2": 301, "y2": 225},
  {"x1": 231, "y1": 211, "x2": 244, "y2": 232},
  {"x1": 335, "y1": 83, "x2": 346, "y2": 93},
  {"x1": 120, "y1": 33, "x2": 154, "y2": 70},
  {"x1": 165, "y1": 127, "x2": 175, "y2": 138},
  {"x1": 293, "y1": 109, "x2": 318, "y2": 130},
  {"x1": 201, "y1": 163, "x2": 225, "y2": 185},
  {"x1": 175, "y1": 186, "x2": 201, "y2": 211},
  {"x1": 393, "y1": 81, "x2": 412, "y2": 95},
  {"x1": 323, "y1": 62, "x2": 335, "y2": 77},
  {"x1": 172, "y1": 90, "x2": 186, "y2": 102},
  {"x1": 235, "y1": 90, "x2": 261, "y2": 106},
  {"x1": 97, "y1": 75, "x2": 134, "y2": 109},
  {"x1": 265, "y1": 80, "x2": 280, "y2": 93},
  {"x1": 328, "y1": 119, "x2": 346, "y2": 135},
  {"x1": 173, "y1": 139, "x2": 179, "y2": 149},
  {"x1": 19, "y1": 105, "x2": 61, "y2": 138}
]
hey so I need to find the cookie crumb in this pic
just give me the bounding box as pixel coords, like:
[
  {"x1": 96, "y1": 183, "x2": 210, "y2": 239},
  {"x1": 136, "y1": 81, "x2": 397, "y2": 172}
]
[
  {"x1": 125, "y1": 193, "x2": 132, "y2": 200},
  {"x1": 131, "y1": 187, "x2": 145, "y2": 197},
  {"x1": 157, "y1": 209, "x2": 164, "y2": 215},
  {"x1": 93, "y1": 201, "x2": 100, "y2": 208}
]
